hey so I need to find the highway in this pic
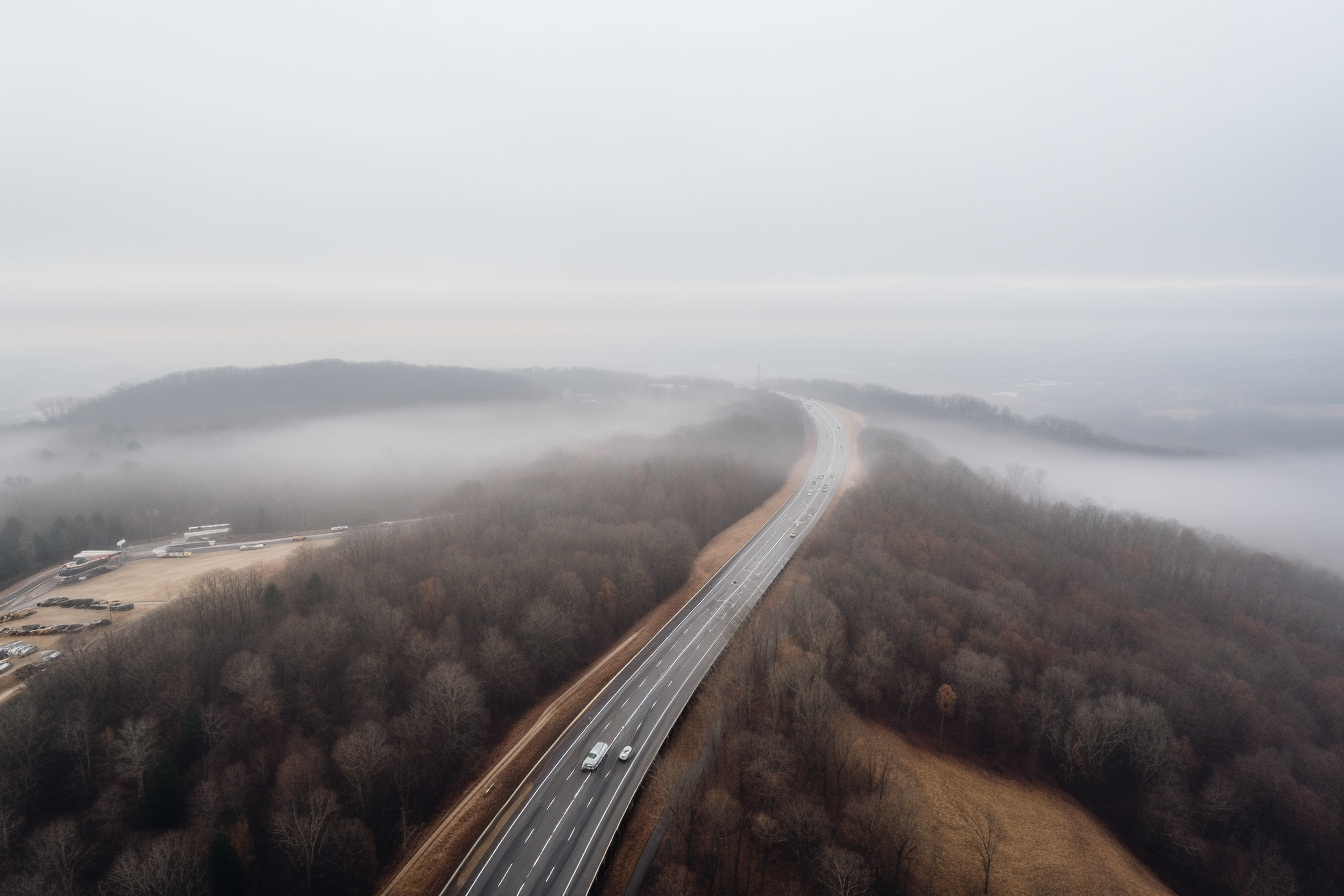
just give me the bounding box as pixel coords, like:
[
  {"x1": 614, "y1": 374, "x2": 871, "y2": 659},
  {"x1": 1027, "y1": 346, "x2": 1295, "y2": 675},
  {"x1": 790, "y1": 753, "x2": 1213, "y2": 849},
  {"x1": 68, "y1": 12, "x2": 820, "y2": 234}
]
[{"x1": 442, "y1": 397, "x2": 848, "y2": 896}]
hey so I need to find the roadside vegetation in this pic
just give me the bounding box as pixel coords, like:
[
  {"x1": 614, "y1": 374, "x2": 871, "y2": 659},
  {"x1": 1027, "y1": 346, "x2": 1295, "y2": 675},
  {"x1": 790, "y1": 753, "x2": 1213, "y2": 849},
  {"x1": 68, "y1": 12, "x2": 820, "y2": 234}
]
[
  {"x1": 641, "y1": 427, "x2": 1344, "y2": 896},
  {"x1": 0, "y1": 394, "x2": 803, "y2": 896}
]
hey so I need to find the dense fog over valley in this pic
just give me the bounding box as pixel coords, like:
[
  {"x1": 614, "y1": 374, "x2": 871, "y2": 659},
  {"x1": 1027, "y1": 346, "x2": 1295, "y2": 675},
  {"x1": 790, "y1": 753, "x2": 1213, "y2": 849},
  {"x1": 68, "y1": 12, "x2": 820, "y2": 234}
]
[
  {"x1": 0, "y1": 390, "x2": 745, "y2": 541},
  {"x1": 862, "y1": 412, "x2": 1344, "y2": 575}
]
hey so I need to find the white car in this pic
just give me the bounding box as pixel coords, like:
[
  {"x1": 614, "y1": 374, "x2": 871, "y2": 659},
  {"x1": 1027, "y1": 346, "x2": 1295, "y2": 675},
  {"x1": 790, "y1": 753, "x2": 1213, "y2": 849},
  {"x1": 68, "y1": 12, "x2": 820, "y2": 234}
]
[
  {"x1": 330, "y1": 525, "x2": 349, "y2": 531},
  {"x1": 618, "y1": 745, "x2": 633, "y2": 761},
  {"x1": 238, "y1": 542, "x2": 267, "y2": 551},
  {"x1": 582, "y1": 742, "x2": 609, "y2": 771}
]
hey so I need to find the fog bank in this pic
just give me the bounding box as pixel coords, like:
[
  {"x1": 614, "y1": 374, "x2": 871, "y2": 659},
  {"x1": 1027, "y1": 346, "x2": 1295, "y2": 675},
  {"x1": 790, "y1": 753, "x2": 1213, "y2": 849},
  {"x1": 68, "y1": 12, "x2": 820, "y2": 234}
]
[{"x1": 868, "y1": 412, "x2": 1344, "y2": 576}]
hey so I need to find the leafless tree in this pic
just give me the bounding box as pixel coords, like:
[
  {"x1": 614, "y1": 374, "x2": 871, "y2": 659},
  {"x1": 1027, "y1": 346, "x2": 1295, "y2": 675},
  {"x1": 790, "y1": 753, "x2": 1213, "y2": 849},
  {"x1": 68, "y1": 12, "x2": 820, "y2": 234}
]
[
  {"x1": 220, "y1": 651, "x2": 278, "y2": 716},
  {"x1": 895, "y1": 667, "x2": 930, "y2": 726},
  {"x1": 270, "y1": 786, "x2": 340, "y2": 893},
  {"x1": 98, "y1": 830, "x2": 205, "y2": 896},
  {"x1": 849, "y1": 630, "x2": 895, "y2": 711},
  {"x1": 409, "y1": 661, "x2": 486, "y2": 765},
  {"x1": 961, "y1": 806, "x2": 1003, "y2": 895},
  {"x1": 843, "y1": 782, "x2": 924, "y2": 893},
  {"x1": 24, "y1": 819, "x2": 88, "y2": 896},
  {"x1": 477, "y1": 628, "x2": 534, "y2": 709},
  {"x1": 111, "y1": 717, "x2": 157, "y2": 798},
  {"x1": 944, "y1": 649, "x2": 1010, "y2": 737},
  {"x1": 815, "y1": 844, "x2": 873, "y2": 896},
  {"x1": 333, "y1": 721, "x2": 391, "y2": 819},
  {"x1": 0, "y1": 796, "x2": 23, "y2": 869},
  {"x1": 1062, "y1": 693, "x2": 1172, "y2": 786},
  {"x1": 32, "y1": 395, "x2": 82, "y2": 422}
]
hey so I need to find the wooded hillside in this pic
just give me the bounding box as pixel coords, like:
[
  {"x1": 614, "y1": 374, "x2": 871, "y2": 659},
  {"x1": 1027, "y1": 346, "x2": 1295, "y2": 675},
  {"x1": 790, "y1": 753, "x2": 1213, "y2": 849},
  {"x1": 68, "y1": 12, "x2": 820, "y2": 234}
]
[
  {"x1": 642, "y1": 427, "x2": 1343, "y2": 896},
  {"x1": 50, "y1": 361, "x2": 548, "y2": 432},
  {"x1": 0, "y1": 395, "x2": 803, "y2": 896}
]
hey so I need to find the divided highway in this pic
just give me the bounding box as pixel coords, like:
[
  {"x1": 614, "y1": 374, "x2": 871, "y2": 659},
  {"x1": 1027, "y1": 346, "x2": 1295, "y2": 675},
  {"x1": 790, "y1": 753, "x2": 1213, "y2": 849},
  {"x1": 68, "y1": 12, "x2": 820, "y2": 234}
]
[{"x1": 443, "y1": 398, "x2": 848, "y2": 896}]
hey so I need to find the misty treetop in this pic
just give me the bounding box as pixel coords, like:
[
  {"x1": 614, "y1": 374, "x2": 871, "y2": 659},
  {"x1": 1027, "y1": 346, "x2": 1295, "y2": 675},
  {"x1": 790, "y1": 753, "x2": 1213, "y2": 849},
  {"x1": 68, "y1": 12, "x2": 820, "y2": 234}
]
[{"x1": 0, "y1": 393, "x2": 803, "y2": 896}]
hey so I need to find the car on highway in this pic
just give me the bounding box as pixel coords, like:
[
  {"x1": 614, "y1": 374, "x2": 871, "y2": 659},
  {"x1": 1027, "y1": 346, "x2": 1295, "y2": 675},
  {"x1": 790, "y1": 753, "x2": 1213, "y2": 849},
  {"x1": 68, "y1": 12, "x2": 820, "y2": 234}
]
[
  {"x1": 582, "y1": 742, "x2": 609, "y2": 771},
  {"x1": 238, "y1": 542, "x2": 267, "y2": 551},
  {"x1": 291, "y1": 535, "x2": 307, "y2": 542},
  {"x1": 618, "y1": 745, "x2": 633, "y2": 761},
  {"x1": 331, "y1": 525, "x2": 349, "y2": 531}
]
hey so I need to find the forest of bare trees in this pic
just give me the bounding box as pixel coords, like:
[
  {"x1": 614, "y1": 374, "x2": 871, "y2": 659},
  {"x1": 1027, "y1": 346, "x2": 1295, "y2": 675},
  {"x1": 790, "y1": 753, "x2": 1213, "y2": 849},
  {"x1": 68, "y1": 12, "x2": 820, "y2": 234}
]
[
  {"x1": 0, "y1": 396, "x2": 803, "y2": 895},
  {"x1": 643, "y1": 427, "x2": 1344, "y2": 896}
]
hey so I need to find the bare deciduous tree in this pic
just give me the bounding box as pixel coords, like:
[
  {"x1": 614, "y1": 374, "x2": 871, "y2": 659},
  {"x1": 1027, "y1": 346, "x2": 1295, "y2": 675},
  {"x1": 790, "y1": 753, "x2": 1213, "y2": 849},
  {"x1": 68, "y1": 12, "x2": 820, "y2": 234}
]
[
  {"x1": 333, "y1": 721, "x2": 391, "y2": 820},
  {"x1": 111, "y1": 717, "x2": 157, "y2": 798},
  {"x1": 24, "y1": 819, "x2": 88, "y2": 896},
  {"x1": 962, "y1": 806, "x2": 1003, "y2": 895},
  {"x1": 815, "y1": 844, "x2": 873, "y2": 896},
  {"x1": 270, "y1": 786, "x2": 340, "y2": 893},
  {"x1": 99, "y1": 830, "x2": 206, "y2": 896},
  {"x1": 219, "y1": 651, "x2": 277, "y2": 716}
]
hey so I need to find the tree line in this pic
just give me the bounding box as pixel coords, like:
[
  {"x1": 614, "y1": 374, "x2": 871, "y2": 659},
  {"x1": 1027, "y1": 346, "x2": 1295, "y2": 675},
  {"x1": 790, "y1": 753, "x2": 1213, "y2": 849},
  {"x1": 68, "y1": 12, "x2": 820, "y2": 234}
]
[
  {"x1": 644, "y1": 426, "x2": 1344, "y2": 896},
  {"x1": 0, "y1": 395, "x2": 803, "y2": 896}
]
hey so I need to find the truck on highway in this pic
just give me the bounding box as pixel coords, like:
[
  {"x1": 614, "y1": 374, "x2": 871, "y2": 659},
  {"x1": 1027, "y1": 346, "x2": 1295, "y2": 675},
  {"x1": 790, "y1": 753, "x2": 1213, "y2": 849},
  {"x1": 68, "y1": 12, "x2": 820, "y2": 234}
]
[{"x1": 581, "y1": 742, "x2": 609, "y2": 771}]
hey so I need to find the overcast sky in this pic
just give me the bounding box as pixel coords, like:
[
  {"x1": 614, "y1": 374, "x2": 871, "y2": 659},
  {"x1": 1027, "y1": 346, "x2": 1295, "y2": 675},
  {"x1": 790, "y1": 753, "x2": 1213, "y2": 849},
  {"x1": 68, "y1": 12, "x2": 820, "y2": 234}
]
[{"x1": 2, "y1": 0, "x2": 1342, "y2": 403}]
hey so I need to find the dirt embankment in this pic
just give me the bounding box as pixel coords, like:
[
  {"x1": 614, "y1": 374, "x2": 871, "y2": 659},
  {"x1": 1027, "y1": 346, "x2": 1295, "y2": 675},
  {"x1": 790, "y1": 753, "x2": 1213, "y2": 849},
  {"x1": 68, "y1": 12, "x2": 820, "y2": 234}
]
[{"x1": 377, "y1": 417, "x2": 820, "y2": 896}]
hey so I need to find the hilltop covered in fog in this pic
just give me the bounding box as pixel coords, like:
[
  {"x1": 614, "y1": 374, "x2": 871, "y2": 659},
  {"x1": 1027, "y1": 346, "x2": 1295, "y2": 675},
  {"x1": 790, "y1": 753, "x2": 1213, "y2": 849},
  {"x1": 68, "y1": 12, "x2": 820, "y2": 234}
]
[
  {"x1": 776, "y1": 378, "x2": 1185, "y2": 455},
  {"x1": 46, "y1": 360, "x2": 545, "y2": 433}
]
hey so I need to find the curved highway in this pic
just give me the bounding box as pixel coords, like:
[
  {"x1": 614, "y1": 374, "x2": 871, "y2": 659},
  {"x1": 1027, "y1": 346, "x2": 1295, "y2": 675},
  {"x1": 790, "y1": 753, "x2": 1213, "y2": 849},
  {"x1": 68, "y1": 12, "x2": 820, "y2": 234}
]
[{"x1": 442, "y1": 397, "x2": 848, "y2": 896}]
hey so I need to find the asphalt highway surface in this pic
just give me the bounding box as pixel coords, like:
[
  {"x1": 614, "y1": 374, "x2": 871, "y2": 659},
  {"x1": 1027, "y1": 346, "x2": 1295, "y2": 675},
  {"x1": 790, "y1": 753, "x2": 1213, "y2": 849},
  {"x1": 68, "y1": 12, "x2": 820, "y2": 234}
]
[{"x1": 443, "y1": 398, "x2": 848, "y2": 896}]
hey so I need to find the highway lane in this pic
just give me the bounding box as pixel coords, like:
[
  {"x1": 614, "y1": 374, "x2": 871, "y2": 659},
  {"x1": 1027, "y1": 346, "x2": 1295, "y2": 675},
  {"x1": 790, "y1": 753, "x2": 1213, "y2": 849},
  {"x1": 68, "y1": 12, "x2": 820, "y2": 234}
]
[{"x1": 443, "y1": 397, "x2": 848, "y2": 896}]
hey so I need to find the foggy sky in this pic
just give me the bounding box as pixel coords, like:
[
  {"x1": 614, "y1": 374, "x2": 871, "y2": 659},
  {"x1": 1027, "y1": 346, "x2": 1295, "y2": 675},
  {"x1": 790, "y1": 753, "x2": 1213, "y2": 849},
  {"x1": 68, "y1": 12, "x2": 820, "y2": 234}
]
[{"x1": 3, "y1": 1, "x2": 1341, "y2": 376}]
